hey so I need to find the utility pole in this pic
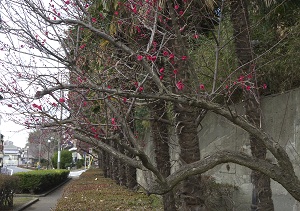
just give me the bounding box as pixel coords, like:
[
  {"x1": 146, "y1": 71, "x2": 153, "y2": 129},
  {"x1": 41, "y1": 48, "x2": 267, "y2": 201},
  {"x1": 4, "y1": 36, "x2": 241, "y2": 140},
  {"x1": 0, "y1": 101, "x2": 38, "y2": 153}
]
[
  {"x1": 57, "y1": 70, "x2": 63, "y2": 169},
  {"x1": 58, "y1": 130, "x2": 61, "y2": 169},
  {"x1": 47, "y1": 139, "x2": 51, "y2": 169},
  {"x1": 38, "y1": 139, "x2": 41, "y2": 169},
  {"x1": 26, "y1": 146, "x2": 29, "y2": 168}
]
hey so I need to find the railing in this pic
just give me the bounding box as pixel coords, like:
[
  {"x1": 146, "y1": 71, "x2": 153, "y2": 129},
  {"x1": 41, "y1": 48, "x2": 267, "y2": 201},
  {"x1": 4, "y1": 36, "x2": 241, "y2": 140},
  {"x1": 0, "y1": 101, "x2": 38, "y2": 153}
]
[{"x1": 0, "y1": 167, "x2": 13, "y2": 175}]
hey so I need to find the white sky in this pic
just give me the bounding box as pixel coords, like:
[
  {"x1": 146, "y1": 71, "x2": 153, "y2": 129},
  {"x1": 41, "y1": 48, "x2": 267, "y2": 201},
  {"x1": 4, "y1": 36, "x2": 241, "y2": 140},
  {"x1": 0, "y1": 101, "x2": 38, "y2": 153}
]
[
  {"x1": 0, "y1": 116, "x2": 29, "y2": 148},
  {"x1": 0, "y1": 0, "x2": 59, "y2": 148},
  {"x1": 0, "y1": 0, "x2": 71, "y2": 148}
]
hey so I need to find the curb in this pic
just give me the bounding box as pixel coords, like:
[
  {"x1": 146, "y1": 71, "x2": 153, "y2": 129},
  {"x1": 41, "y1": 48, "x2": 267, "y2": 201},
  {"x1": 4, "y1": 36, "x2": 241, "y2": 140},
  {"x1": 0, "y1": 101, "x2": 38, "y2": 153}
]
[{"x1": 17, "y1": 198, "x2": 39, "y2": 211}]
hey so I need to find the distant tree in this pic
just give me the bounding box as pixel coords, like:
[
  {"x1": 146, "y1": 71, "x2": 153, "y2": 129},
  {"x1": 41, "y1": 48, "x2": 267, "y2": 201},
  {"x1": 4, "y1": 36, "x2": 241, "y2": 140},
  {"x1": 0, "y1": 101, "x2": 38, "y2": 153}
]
[{"x1": 52, "y1": 150, "x2": 72, "y2": 169}]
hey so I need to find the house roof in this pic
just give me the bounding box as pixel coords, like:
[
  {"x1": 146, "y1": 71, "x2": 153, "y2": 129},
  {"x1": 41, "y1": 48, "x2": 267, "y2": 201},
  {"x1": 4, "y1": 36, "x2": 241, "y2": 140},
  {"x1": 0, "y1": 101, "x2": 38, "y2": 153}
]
[
  {"x1": 3, "y1": 143, "x2": 20, "y2": 154},
  {"x1": 4, "y1": 150, "x2": 20, "y2": 154}
]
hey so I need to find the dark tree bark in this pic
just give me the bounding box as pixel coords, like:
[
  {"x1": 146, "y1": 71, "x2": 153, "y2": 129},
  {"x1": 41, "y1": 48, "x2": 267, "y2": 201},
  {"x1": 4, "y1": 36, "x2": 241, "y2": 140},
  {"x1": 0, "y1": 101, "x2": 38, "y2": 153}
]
[
  {"x1": 107, "y1": 140, "x2": 113, "y2": 179},
  {"x1": 125, "y1": 148, "x2": 137, "y2": 189},
  {"x1": 174, "y1": 102, "x2": 203, "y2": 210},
  {"x1": 168, "y1": 33, "x2": 203, "y2": 210},
  {"x1": 106, "y1": 153, "x2": 111, "y2": 178},
  {"x1": 125, "y1": 109, "x2": 138, "y2": 190},
  {"x1": 149, "y1": 99, "x2": 177, "y2": 211},
  {"x1": 230, "y1": 0, "x2": 274, "y2": 210},
  {"x1": 102, "y1": 149, "x2": 108, "y2": 178},
  {"x1": 117, "y1": 143, "x2": 127, "y2": 186},
  {"x1": 165, "y1": 1, "x2": 203, "y2": 209},
  {"x1": 97, "y1": 151, "x2": 102, "y2": 169},
  {"x1": 110, "y1": 139, "x2": 119, "y2": 183}
]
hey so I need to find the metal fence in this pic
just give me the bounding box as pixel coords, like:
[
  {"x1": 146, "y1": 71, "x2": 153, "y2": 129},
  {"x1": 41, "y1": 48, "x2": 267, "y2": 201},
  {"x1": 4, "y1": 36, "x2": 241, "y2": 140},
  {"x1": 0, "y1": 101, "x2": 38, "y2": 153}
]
[{"x1": 0, "y1": 167, "x2": 13, "y2": 175}]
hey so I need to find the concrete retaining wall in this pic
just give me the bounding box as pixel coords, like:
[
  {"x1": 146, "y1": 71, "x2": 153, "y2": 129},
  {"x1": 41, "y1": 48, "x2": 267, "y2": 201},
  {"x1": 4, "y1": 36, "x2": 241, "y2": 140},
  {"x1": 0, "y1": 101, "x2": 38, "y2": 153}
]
[{"x1": 137, "y1": 88, "x2": 300, "y2": 210}]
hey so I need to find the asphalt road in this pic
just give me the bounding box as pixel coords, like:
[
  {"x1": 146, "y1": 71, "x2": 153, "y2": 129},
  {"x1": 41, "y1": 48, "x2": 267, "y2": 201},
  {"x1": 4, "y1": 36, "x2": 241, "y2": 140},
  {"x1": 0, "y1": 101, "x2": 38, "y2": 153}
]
[
  {"x1": 4, "y1": 166, "x2": 86, "y2": 176},
  {"x1": 7, "y1": 165, "x2": 31, "y2": 175}
]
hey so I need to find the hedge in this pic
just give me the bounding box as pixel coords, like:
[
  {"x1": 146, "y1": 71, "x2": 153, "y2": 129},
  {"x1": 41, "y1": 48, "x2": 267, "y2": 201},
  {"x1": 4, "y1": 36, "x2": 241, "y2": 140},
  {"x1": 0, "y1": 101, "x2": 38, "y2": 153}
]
[
  {"x1": 15, "y1": 169, "x2": 69, "y2": 194},
  {"x1": 0, "y1": 174, "x2": 19, "y2": 209}
]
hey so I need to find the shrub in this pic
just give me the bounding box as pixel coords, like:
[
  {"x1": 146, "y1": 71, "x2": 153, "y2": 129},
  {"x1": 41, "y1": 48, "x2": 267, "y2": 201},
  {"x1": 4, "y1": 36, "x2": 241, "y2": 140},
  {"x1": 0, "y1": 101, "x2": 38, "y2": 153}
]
[
  {"x1": 0, "y1": 174, "x2": 19, "y2": 209},
  {"x1": 40, "y1": 158, "x2": 48, "y2": 168},
  {"x1": 52, "y1": 150, "x2": 73, "y2": 169},
  {"x1": 76, "y1": 159, "x2": 84, "y2": 169},
  {"x1": 174, "y1": 175, "x2": 236, "y2": 210},
  {"x1": 15, "y1": 169, "x2": 69, "y2": 194}
]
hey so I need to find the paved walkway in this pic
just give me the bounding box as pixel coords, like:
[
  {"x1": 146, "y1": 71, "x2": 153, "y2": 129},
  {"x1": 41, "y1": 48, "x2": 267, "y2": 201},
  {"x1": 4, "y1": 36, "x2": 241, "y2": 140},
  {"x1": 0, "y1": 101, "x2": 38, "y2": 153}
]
[
  {"x1": 22, "y1": 169, "x2": 86, "y2": 211},
  {"x1": 22, "y1": 180, "x2": 70, "y2": 211}
]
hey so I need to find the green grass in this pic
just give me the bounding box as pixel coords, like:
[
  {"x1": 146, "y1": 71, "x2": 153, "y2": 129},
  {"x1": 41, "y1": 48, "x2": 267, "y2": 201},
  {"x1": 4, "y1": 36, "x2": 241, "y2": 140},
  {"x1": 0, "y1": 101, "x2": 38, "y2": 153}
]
[{"x1": 1, "y1": 197, "x2": 36, "y2": 211}]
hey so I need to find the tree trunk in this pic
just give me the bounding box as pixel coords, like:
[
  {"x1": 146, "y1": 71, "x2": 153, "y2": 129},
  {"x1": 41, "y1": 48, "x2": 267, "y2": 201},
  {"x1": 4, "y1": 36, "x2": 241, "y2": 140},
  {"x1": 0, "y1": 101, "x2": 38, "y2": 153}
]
[
  {"x1": 149, "y1": 99, "x2": 177, "y2": 211},
  {"x1": 163, "y1": 0, "x2": 204, "y2": 208},
  {"x1": 104, "y1": 143, "x2": 111, "y2": 178},
  {"x1": 125, "y1": 148, "x2": 137, "y2": 189},
  {"x1": 108, "y1": 140, "x2": 114, "y2": 180},
  {"x1": 97, "y1": 151, "x2": 102, "y2": 169},
  {"x1": 174, "y1": 102, "x2": 203, "y2": 211},
  {"x1": 230, "y1": 0, "x2": 274, "y2": 210},
  {"x1": 103, "y1": 150, "x2": 108, "y2": 178},
  {"x1": 110, "y1": 139, "x2": 119, "y2": 183},
  {"x1": 125, "y1": 108, "x2": 138, "y2": 190},
  {"x1": 168, "y1": 23, "x2": 203, "y2": 211},
  {"x1": 117, "y1": 143, "x2": 127, "y2": 186}
]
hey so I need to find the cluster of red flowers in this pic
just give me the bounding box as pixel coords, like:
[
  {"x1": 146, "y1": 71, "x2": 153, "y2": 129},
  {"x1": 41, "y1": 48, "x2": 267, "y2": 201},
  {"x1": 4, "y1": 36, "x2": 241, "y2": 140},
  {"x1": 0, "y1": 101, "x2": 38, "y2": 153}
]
[
  {"x1": 32, "y1": 103, "x2": 42, "y2": 111},
  {"x1": 59, "y1": 98, "x2": 66, "y2": 103}
]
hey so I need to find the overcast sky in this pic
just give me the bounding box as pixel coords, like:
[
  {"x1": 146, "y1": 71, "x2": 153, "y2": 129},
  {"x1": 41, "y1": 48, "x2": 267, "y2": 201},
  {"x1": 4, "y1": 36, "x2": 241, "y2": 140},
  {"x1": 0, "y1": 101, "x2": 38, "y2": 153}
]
[
  {"x1": 0, "y1": 0, "x2": 68, "y2": 149},
  {"x1": 1, "y1": 115, "x2": 29, "y2": 148}
]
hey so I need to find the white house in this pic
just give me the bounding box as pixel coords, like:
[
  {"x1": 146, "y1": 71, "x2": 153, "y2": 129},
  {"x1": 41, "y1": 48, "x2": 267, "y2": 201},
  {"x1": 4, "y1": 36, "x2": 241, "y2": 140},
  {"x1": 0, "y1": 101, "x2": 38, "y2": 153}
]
[{"x1": 3, "y1": 141, "x2": 21, "y2": 166}]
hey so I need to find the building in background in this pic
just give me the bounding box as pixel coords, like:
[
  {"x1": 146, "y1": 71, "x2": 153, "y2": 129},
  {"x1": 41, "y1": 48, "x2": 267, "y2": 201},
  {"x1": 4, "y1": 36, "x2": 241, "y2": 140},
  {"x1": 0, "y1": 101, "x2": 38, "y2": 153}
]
[{"x1": 3, "y1": 140, "x2": 21, "y2": 166}]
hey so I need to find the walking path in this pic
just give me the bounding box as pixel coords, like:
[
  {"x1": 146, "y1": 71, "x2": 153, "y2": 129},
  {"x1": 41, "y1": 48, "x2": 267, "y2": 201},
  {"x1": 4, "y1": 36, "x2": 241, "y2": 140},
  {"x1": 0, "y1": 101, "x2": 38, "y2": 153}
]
[{"x1": 20, "y1": 169, "x2": 86, "y2": 211}]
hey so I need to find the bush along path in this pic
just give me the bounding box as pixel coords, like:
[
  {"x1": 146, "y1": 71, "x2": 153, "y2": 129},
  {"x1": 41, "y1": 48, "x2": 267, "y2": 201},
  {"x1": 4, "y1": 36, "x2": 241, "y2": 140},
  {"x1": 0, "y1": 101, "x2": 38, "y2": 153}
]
[
  {"x1": 15, "y1": 169, "x2": 70, "y2": 194},
  {"x1": 54, "y1": 169, "x2": 163, "y2": 211}
]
